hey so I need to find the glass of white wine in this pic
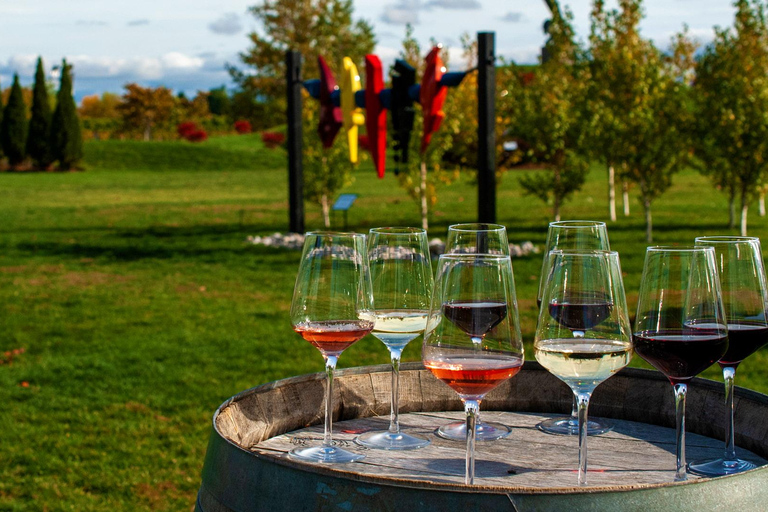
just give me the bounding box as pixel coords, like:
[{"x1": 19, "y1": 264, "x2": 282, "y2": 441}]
[
  {"x1": 534, "y1": 250, "x2": 632, "y2": 486},
  {"x1": 355, "y1": 228, "x2": 433, "y2": 450}
]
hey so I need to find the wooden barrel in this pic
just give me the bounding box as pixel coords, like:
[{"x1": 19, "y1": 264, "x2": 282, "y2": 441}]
[{"x1": 195, "y1": 362, "x2": 768, "y2": 511}]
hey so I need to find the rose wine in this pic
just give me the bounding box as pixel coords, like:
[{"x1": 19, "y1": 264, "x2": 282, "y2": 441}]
[
  {"x1": 424, "y1": 355, "x2": 523, "y2": 400},
  {"x1": 294, "y1": 320, "x2": 374, "y2": 356},
  {"x1": 443, "y1": 301, "x2": 508, "y2": 339},
  {"x1": 535, "y1": 339, "x2": 632, "y2": 391},
  {"x1": 372, "y1": 310, "x2": 429, "y2": 351},
  {"x1": 720, "y1": 322, "x2": 768, "y2": 367},
  {"x1": 633, "y1": 329, "x2": 728, "y2": 384},
  {"x1": 548, "y1": 294, "x2": 613, "y2": 331}
]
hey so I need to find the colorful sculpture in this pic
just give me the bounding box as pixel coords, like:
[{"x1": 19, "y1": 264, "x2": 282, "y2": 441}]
[
  {"x1": 317, "y1": 56, "x2": 342, "y2": 148},
  {"x1": 390, "y1": 60, "x2": 416, "y2": 172},
  {"x1": 340, "y1": 57, "x2": 364, "y2": 164},
  {"x1": 419, "y1": 47, "x2": 448, "y2": 154},
  {"x1": 364, "y1": 55, "x2": 387, "y2": 179}
]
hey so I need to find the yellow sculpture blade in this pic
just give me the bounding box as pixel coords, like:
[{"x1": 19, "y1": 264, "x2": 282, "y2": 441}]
[{"x1": 341, "y1": 57, "x2": 364, "y2": 164}]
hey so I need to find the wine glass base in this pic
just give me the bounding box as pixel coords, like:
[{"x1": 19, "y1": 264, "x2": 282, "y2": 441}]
[
  {"x1": 688, "y1": 457, "x2": 758, "y2": 477},
  {"x1": 355, "y1": 430, "x2": 431, "y2": 450},
  {"x1": 435, "y1": 421, "x2": 511, "y2": 441},
  {"x1": 289, "y1": 444, "x2": 365, "y2": 463},
  {"x1": 536, "y1": 416, "x2": 613, "y2": 436}
]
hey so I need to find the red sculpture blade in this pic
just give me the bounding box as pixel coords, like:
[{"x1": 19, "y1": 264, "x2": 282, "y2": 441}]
[
  {"x1": 420, "y1": 47, "x2": 448, "y2": 154},
  {"x1": 365, "y1": 55, "x2": 387, "y2": 178}
]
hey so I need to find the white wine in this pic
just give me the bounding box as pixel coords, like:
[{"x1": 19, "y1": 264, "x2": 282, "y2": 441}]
[
  {"x1": 535, "y1": 339, "x2": 632, "y2": 392},
  {"x1": 372, "y1": 310, "x2": 429, "y2": 351}
]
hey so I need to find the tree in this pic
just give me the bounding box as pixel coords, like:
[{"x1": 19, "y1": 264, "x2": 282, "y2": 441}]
[
  {"x1": 503, "y1": 5, "x2": 589, "y2": 221},
  {"x1": 231, "y1": 0, "x2": 375, "y2": 125},
  {"x1": 117, "y1": 84, "x2": 175, "y2": 141},
  {"x1": 1, "y1": 74, "x2": 28, "y2": 168},
  {"x1": 207, "y1": 86, "x2": 230, "y2": 117},
  {"x1": 50, "y1": 60, "x2": 83, "y2": 170},
  {"x1": 0, "y1": 77, "x2": 4, "y2": 160},
  {"x1": 27, "y1": 57, "x2": 53, "y2": 169},
  {"x1": 694, "y1": 0, "x2": 768, "y2": 235}
]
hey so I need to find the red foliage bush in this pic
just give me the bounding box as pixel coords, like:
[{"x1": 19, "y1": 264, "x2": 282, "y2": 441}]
[
  {"x1": 261, "y1": 131, "x2": 285, "y2": 148},
  {"x1": 186, "y1": 130, "x2": 208, "y2": 143},
  {"x1": 177, "y1": 121, "x2": 197, "y2": 138},
  {"x1": 234, "y1": 120, "x2": 252, "y2": 134}
]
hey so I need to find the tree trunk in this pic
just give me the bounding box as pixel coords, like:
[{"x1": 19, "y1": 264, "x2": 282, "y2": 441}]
[
  {"x1": 644, "y1": 196, "x2": 653, "y2": 243},
  {"x1": 622, "y1": 180, "x2": 630, "y2": 216},
  {"x1": 608, "y1": 165, "x2": 617, "y2": 222},
  {"x1": 760, "y1": 193, "x2": 766, "y2": 217},
  {"x1": 321, "y1": 194, "x2": 330, "y2": 229},
  {"x1": 143, "y1": 122, "x2": 151, "y2": 141},
  {"x1": 728, "y1": 188, "x2": 736, "y2": 229},
  {"x1": 553, "y1": 168, "x2": 561, "y2": 222},
  {"x1": 741, "y1": 190, "x2": 749, "y2": 236},
  {"x1": 420, "y1": 161, "x2": 428, "y2": 231}
]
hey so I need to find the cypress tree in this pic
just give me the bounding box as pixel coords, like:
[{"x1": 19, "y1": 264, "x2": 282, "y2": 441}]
[
  {"x1": 0, "y1": 74, "x2": 28, "y2": 168},
  {"x1": 27, "y1": 57, "x2": 53, "y2": 169},
  {"x1": 50, "y1": 60, "x2": 82, "y2": 170}
]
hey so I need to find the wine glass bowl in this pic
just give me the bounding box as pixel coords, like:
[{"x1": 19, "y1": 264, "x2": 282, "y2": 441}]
[
  {"x1": 534, "y1": 250, "x2": 632, "y2": 486},
  {"x1": 289, "y1": 232, "x2": 374, "y2": 463},
  {"x1": 633, "y1": 245, "x2": 728, "y2": 481},
  {"x1": 423, "y1": 254, "x2": 524, "y2": 484},
  {"x1": 355, "y1": 227, "x2": 433, "y2": 451},
  {"x1": 688, "y1": 236, "x2": 768, "y2": 477},
  {"x1": 537, "y1": 221, "x2": 613, "y2": 436}
]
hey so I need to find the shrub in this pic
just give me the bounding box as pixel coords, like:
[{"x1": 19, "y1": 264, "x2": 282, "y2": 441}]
[
  {"x1": 234, "y1": 120, "x2": 252, "y2": 134},
  {"x1": 177, "y1": 121, "x2": 197, "y2": 138},
  {"x1": 186, "y1": 130, "x2": 208, "y2": 143},
  {"x1": 261, "y1": 131, "x2": 285, "y2": 148}
]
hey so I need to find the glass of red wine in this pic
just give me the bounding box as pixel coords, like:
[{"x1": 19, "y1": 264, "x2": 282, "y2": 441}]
[
  {"x1": 633, "y1": 246, "x2": 728, "y2": 481},
  {"x1": 535, "y1": 250, "x2": 632, "y2": 486},
  {"x1": 688, "y1": 237, "x2": 768, "y2": 476},
  {"x1": 537, "y1": 220, "x2": 613, "y2": 437},
  {"x1": 289, "y1": 232, "x2": 375, "y2": 463},
  {"x1": 437, "y1": 223, "x2": 512, "y2": 442},
  {"x1": 422, "y1": 254, "x2": 524, "y2": 485},
  {"x1": 355, "y1": 227, "x2": 432, "y2": 450}
]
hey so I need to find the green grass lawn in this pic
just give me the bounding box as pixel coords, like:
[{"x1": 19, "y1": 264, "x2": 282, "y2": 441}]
[{"x1": 2, "y1": 134, "x2": 768, "y2": 510}]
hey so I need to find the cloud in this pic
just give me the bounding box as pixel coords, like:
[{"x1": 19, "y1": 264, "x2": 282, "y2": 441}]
[
  {"x1": 425, "y1": 0, "x2": 480, "y2": 9},
  {"x1": 502, "y1": 12, "x2": 523, "y2": 22},
  {"x1": 208, "y1": 13, "x2": 243, "y2": 35},
  {"x1": 380, "y1": 2, "x2": 421, "y2": 25},
  {"x1": 75, "y1": 20, "x2": 108, "y2": 27},
  {"x1": 127, "y1": 19, "x2": 150, "y2": 27}
]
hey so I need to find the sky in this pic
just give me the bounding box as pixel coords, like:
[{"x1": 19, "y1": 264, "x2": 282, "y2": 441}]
[{"x1": 0, "y1": 1, "x2": 737, "y2": 102}]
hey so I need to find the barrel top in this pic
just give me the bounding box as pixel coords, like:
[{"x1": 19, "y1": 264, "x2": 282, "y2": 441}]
[{"x1": 212, "y1": 363, "x2": 768, "y2": 495}]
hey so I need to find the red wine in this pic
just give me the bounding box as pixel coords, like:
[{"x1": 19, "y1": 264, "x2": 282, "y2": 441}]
[
  {"x1": 294, "y1": 320, "x2": 374, "y2": 355},
  {"x1": 720, "y1": 322, "x2": 768, "y2": 367},
  {"x1": 633, "y1": 328, "x2": 728, "y2": 384},
  {"x1": 424, "y1": 356, "x2": 523, "y2": 399},
  {"x1": 548, "y1": 294, "x2": 613, "y2": 331},
  {"x1": 443, "y1": 301, "x2": 508, "y2": 339}
]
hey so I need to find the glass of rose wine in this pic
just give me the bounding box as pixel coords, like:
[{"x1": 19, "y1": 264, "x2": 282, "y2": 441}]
[
  {"x1": 423, "y1": 254, "x2": 524, "y2": 485},
  {"x1": 537, "y1": 220, "x2": 613, "y2": 437},
  {"x1": 633, "y1": 246, "x2": 728, "y2": 481},
  {"x1": 535, "y1": 250, "x2": 632, "y2": 486},
  {"x1": 688, "y1": 237, "x2": 768, "y2": 476},
  {"x1": 355, "y1": 228, "x2": 433, "y2": 450},
  {"x1": 436, "y1": 223, "x2": 513, "y2": 442},
  {"x1": 290, "y1": 232, "x2": 375, "y2": 463}
]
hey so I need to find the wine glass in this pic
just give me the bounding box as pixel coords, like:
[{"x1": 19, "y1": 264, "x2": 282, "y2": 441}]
[
  {"x1": 289, "y1": 232, "x2": 375, "y2": 463},
  {"x1": 355, "y1": 228, "x2": 433, "y2": 450},
  {"x1": 534, "y1": 250, "x2": 632, "y2": 486},
  {"x1": 633, "y1": 246, "x2": 728, "y2": 481},
  {"x1": 423, "y1": 254, "x2": 525, "y2": 485},
  {"x1": 437, "y1": 222, "x2": 512, "y2": 442},
  {"x1": 537, "y1": 220, "x2": 613, "y2": 436},
  {"x1": 689, "y1": 237, "x2": 768, "y2": 476}
]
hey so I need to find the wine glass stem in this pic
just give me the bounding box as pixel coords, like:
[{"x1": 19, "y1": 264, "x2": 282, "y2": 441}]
[
  {"x1": 389, "y1": 350, "x2": 403, "y2": 434},
  {"x1": 464, "y1": 399, "x2": 480, "y2": 485},
  {"x1": 723, "y1": 365, "x2": 737, "y2": 462},
  {"x1": 570, "y1": 395, "x2": 578, "y2": 422},
  {"x1": 577, "y1": 392, "x2": 591, "y2": 486},
  {"x1": 323, "y1": 355, "x2": 338, "y2": 448},
  {"x1": 673, "y1": 382, "x2": 688, "y2": 481}
]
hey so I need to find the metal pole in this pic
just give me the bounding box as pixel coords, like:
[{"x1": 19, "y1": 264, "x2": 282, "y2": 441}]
[
  {"x1": 286, "y1": 50, "x2": 305, "y2": 233},
  {"x1": 477, "y1": 32, "x2": 496, "y2": 224}
]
